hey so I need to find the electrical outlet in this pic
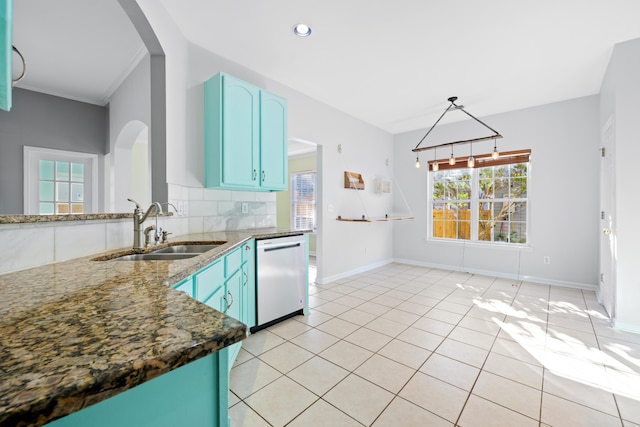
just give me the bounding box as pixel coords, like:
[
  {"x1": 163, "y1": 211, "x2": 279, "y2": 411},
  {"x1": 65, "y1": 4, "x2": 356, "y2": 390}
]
[
  {"x1": 241, "y1": 203, "x2": 249, "y2": 214},
  {"x1": 177, "y1": 201, "x2": 184, "y2": 216},
  {"x1": 543, "y1": 256, "x2": 551, "y2": 265},
  {"x1": 183, "y1": 201, "x2": 189, "y2": 216}
]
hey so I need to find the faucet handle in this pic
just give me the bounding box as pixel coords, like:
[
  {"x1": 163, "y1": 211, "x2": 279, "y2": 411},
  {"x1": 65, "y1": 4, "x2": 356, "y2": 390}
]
[
  {"x1": 155, "y1": 227, "x2": 163, "y2": 243},
  {"x1": 127, "y1": 198, "x2": 142, "y2": 209},
  {"x1": 162, "y1": 230, "x2": 172, "y2": 243}
]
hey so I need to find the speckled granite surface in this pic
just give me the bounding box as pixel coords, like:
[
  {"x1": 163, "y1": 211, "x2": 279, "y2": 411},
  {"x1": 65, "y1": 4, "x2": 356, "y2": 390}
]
[
  {"x1": 0, "y1": 228, "x2": 304, "y2": 427},
  {"x1": 0, "y1": 213, "x2": 133, "y2": 224}
]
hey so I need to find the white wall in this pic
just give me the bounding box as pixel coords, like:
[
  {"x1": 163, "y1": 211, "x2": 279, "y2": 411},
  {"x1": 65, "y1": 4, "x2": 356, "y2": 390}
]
[
  {"x1": 599, "y1": 38, "x2": 640, "y2": 332},
  {"x1": 393, "y1": 96, "x2": 600, "y2": 289}
]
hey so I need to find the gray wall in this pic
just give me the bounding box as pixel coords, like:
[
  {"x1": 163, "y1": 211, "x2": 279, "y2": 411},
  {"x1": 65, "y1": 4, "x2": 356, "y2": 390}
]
[
  {"x1": 0, "y1": 88, "x2": 107, "y2": 214},
  {"x1": 393, "y1": 96, "x2": 600, "y2": 289}
]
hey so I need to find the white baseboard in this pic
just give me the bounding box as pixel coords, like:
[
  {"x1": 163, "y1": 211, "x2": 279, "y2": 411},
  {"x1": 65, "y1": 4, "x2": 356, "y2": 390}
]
[
  {"x1": 315, "y1": 257, "x2": 598, "y2": 291},
  {"x1": 393, "y1": 258, "x2": 598, "y2": 291},
  {"x1": 612, "y1": 321, "x2": 640, "y2": 335},
  {"x1": 315, "y1": 258, "x2": 393, "y2": 285}
]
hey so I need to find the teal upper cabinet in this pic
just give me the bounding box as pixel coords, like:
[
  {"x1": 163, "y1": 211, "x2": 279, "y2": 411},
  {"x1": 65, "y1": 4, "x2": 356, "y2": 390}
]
[
  {"x1": 204, "y1": 72, "x2": 288, "y2": 192},
  {"x1": 260, "y1": 91, "x2": 288, "y2": 191},
  {"x1": 0, "y1": 0, "x2": 12, "y2": 111}
]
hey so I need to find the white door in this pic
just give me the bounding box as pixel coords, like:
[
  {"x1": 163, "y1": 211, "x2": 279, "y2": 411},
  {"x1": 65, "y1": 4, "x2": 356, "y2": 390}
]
[{"x1": 599, "y1": 118, "x2": 616, "y2": 319}]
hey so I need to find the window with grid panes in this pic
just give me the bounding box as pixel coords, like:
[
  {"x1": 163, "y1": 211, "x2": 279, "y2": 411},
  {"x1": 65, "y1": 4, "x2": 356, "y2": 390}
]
[
  {"x1": 291, "y1": 172, "x2": 316, "y2": 231},
  {"x1": 430, "y1": 161, "x2": 528, "y2": 244},
  {"x1": 24, "y1": 146, "x2": 97, "y2": 215},
  {"x1": 38, "y1": 160, "x2": 85, "y2": 214}
]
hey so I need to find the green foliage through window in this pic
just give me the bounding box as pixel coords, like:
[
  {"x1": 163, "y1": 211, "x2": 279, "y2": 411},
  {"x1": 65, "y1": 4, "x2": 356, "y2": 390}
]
[{"x1": 431, "y1": 163, "x2": 528, "y2": 244}]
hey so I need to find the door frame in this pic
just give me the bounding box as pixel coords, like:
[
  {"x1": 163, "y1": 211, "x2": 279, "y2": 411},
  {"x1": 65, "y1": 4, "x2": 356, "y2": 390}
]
[{"x1": 599, "y1": 116, "x2": 616, "y2": 320}]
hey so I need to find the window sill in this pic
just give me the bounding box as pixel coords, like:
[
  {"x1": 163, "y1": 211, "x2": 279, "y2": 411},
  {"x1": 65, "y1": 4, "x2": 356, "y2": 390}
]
[{"x1": 424, "y1": 238, "x2": 532, "y2": 252}]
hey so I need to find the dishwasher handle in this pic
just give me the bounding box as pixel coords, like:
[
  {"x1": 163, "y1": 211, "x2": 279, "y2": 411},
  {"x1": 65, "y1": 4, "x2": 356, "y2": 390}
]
[{"x1": 262, "y1": 242, "x2": 301, "y2": 252}]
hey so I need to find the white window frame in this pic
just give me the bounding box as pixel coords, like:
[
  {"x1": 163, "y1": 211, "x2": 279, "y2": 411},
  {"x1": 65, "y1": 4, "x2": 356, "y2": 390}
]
[
  {"x1": 428, "y1": 163, "x2": 529, "y2": 246},
  {"x1": 23, "y1": 146, "x2": 98, "y2": 215},
  {"x1": 290, "y1": 171, "x2": 317, "y2": 232}
]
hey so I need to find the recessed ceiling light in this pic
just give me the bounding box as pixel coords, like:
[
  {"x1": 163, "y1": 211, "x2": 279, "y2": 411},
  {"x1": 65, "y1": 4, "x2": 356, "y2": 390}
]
[{"x1": 293, "y1": 23, "x2": 312, "y2": 37}]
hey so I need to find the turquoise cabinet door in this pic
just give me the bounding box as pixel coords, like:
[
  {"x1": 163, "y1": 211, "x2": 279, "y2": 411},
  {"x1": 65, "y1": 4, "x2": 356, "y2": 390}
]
[
  {"x1": 222, "y1": 75, "x2": 260, "y2": 188},
  {"x1": 0, "y1": 0, "x2": 12, "y2": 111},
  {"x1": 205, "y1": 73, "x2": 259, "y2": 189},
  {"x1": 195, "y1": 259, "x2": 225, "y2": 302},
  {"x1": 260, "y1": 91, "x2": 288, "y2": 191},
  {"x1": 225, "y1": 268, "x2": 242, "y2": 322},
  {"x1": 242, "y1": 240, "x2": 256, "y2": 329},
  {"x1": 203, "y1": 283, "x2": 226, "y2": 312},
  {"x1": 225, "y1": 268, "x2": 243, "y2": 368}
]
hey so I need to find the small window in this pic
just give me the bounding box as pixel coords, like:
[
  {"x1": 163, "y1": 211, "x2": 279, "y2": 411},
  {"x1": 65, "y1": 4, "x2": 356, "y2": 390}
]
[
  {"x1": 291, "y1": 172, "x2": 316, "y2": 231},
  {"x1": 24, "y1": 146, "x2": 98, "y2": 215}
]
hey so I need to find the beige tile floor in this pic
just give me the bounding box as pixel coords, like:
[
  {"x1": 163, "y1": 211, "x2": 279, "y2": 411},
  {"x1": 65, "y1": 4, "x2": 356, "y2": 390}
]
[{"x1": 229, "y1": 262, "x2": 640, "y2": 426}]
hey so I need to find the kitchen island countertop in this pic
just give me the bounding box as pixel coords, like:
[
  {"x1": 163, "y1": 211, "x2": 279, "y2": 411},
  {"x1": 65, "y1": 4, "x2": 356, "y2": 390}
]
[{"x1": 0, "y1": 228, "x2": 304, "y2": 427}]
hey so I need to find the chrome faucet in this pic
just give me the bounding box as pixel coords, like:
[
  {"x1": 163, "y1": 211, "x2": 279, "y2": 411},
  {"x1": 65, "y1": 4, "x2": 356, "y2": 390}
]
[{"x1": 128, "y1": 199, "x2": 163, "y2": 249}]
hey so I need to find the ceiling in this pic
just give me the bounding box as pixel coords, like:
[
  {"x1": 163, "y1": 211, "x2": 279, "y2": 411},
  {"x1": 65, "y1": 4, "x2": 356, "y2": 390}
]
[
  {"x1": 12, "y1": 0, "x2": 145, "y2": 105},
  {"x1": 12, "y1": 0, "x2": 640, "y2": 135},
  {"x1": 159, "y1": 0, "x2": 640, "y2": 134}
]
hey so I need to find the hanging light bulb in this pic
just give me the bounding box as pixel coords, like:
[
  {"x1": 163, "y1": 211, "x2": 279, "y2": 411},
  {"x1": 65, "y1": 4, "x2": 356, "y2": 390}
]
[
  {"x1": 432, "y1": 147, "x2": 439, "y2": 171},
  {"x1": 415, "y1": 153, "x2": 420, "y2": 168},
  {"x1": 449, "y1": 144, "x2": 456, "y2": 165},
  {"x1": 492, "y1": 138, "x2": 500, "y2": 160},
  {"x1": 467, "y1": 143, "x2": 475, "y2": 168}
]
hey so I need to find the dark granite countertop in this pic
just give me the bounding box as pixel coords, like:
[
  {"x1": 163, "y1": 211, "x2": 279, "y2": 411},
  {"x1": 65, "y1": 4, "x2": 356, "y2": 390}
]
[{"x1": 0, "y1": 228, "x2": 305, "y2": 427}]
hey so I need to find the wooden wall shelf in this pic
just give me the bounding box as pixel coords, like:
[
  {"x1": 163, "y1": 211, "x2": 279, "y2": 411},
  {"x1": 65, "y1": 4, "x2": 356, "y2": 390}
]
[{"x1": 336, "y1": 215, "x2": 415, "y2": 222}]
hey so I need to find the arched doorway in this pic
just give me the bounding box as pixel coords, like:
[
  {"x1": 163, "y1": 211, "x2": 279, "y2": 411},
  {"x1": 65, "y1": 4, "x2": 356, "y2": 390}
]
[{"x1": 110, "y1": 120, "x2": 150, "y2": 212}]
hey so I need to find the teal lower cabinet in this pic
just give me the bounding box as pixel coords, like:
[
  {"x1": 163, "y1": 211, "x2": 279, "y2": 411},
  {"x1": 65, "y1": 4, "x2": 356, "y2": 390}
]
[
  {"x1": 177, "y1": 239, "x2": 256, "y2": 371},
  {"x1": 47, "y1": 351, "x2": 229, "y2": 427}
]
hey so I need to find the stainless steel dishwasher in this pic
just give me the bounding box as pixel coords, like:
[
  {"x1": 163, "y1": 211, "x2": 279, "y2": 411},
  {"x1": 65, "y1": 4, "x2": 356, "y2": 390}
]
[{"x1": 254, "y1": 234, "x2": 307, "y2": 330}]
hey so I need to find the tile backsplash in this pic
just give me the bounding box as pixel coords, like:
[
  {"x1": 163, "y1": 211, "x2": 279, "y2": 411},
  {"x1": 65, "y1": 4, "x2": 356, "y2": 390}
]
[
  {"x1": 168, "y1": 184, "x2": 276, "y2": 234},
  {"x1": 0, "y1": 185, "x2": 276, "y2": 275}
]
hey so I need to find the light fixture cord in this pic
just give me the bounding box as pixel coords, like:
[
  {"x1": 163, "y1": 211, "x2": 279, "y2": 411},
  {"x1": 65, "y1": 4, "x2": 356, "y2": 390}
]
[
  {"x1": 450, "y1": 99, "x2": 501, "y2": 136},
  {"x1": 413, "y1": 100, "x2": 456, "y2": 150}
]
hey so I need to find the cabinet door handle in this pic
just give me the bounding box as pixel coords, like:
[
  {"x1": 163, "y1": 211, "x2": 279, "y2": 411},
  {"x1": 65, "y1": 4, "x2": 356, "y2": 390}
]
[
  {"x1": 227, "y1": 290, "x2": 234, "y2": 310},
  {"x1": 262, "y1": 171, "x2": 266, "y2": 182},
  {"x1": 243, "y1": 270, "x2": 248, "y2": 286},
  {"x1": 253, "y1": 169, "x2": 257, "y2": 181}
]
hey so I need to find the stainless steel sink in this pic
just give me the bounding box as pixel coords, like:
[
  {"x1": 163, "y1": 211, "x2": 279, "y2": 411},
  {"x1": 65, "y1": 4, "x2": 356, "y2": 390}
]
[
  {"x1": 112, "y1": 253, "x2": 200, "y2": 261},
  {"x1": 103, "y1": 241, "x2": 227, "y2": 261},
  {"x1": 151, "y1": 244, "x2": 223, "y2": 254}
]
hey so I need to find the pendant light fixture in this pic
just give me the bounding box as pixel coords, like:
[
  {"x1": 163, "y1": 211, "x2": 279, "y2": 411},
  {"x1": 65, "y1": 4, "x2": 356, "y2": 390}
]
[
  {"x1": 411, "y1": 97, "x2": 503, "y2": 168},
  {"x1": 415, "y1": 153, "x2": 420, "y2": 168},
  {"x1": 467, "y1": 142, "x2": 475, "y2": 168},
  {"x1": 432, "y1": 147, "x2": 439, "y2": 171}
]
